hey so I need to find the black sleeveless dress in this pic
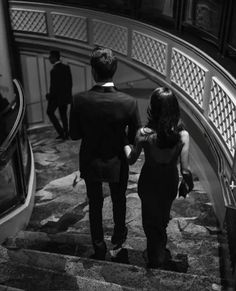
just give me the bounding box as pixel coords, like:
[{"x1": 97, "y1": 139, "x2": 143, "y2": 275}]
[{"x1": 136, "y1": 128, "x2": 183, "y2": 267}]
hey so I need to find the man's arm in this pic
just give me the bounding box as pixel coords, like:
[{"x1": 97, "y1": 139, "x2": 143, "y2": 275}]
[
  {"x1": 124, "y1": 129, "x2": 143, "y2": 165},
  {"x1": 127, "y1": 99, "x2": 141, "y2": 144},
  {"x1": 69, "y1": 96, "x2": 83, "y2": 140},
  {"x1": 67, "y1": 65, "x2": 73, "y2": 96}
]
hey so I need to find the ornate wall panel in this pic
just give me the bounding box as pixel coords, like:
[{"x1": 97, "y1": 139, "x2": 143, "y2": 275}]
[
  {"x1": 52, "y1": 13, "x2": 87, "y2": 42},
  {"x1": 11, "y1": 8, "x2": 47, "y2": 34},
  {"x1": 209, "y1": 77, "x2": 236, "y2": 156},
  {"x1": 93, "y1": 20, "x2": 128, "y2": 55},
  {"x1": 171, "y1": 48, "x2": 206, "y2": 108},
  {"x1": 131, "y1": 31, "x2": 167, "y2": 75}
]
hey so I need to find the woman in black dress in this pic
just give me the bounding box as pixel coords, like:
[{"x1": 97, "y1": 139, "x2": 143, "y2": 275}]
[{"x1": 124, "y1": 87, "x2": 193, "y2": 268}]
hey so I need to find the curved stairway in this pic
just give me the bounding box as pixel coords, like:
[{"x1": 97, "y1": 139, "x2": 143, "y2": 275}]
[{"x1": 0, "y1": 127, "x2": 233, "y2": 290}]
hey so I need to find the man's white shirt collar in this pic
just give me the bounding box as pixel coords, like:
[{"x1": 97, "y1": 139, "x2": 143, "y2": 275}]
[
  {"x1": 53, "y1": 61, "x2": 61, "y2": 66},
  {"x1": 96, "y1": 82, "x2": 114, "y2": 87}
]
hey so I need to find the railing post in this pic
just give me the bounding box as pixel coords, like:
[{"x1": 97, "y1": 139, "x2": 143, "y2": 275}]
[
  {"x1": 45, "y1": 7, "x2": 54, "y2": 37},
  {"x1": 202, "y1": 70, "x2": 212, "y2": 117},
  {"x1": 87, "y1": 17, "x2": 94, "y2": 47},
  {"x1": 127, "y1": 24, "x2": 133, "y2": 60},
  {"x1": 230, "y1": 150, "x2": 236, "y2": 202},
  {"x1": 165, "y1": 42, "x2": 173, "y2": 83}
]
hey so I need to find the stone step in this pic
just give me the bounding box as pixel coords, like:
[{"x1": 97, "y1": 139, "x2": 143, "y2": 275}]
[
  {"x1": 3, "y1": 247, "x2": 222, "y2": 291},
  {"x1": 5, "y1": 230, "x2": 221, "y2": 278},
  {"x1": 0, "y1": 261, "x2": 136, "y2": 291},
  {"x1": 0, "y1": 285, "x2": 24, "y2": 291}
]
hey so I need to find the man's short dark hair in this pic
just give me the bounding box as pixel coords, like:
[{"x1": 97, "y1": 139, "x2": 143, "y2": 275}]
[
  {"x1": 50, "y1": 50, "x2": 60, "y2": 60},
  {"x1": 90, "y1": 47, "x2": 117, "y2": 81}
]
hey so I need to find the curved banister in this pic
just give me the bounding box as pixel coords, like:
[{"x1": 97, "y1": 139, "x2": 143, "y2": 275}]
[
  {"x1": 0, "y1": 76, "x2": 35, "y2": 242},
  {"x1": 9, "y1": 1, "x2": 236, "y2": 209}
]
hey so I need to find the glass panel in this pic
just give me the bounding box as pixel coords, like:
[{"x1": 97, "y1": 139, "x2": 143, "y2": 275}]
[
  {"x1": 12, "y1": 0, "x2": 176, "y2": 24},
  {"x1": 19, "y1": 123, "x2": 30, "y2": 183},
  {"x1": 228, "y1": 3, "x2": 236, "y2": 48},
  {"x1": 184, "y1": 0, "x2": 223, "y2": 37},
  {"x1": 0, "y1": 158, "x2": 18, "y2": 214},
  {"x1": 135, "y1": 0, "x2": 176, "y2": 28},
  {"x1": 139, "y1": 0, "x2": 174, "y2": 18},
  {"x1": 0, "y1": 92, "x2": 18, "y2": 146}
]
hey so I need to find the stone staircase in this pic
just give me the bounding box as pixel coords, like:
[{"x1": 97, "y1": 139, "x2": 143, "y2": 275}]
[
  {"x1": 0, "y1": 127, "x2": 232, "y2": 290},
  {"x1": 0, "y1": 229, "x2": 222, "y2": 290}
]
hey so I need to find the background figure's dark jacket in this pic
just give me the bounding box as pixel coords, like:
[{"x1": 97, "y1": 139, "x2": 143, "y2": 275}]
[
  {"x1": 69, "y1": 85, "x2": 141, "y2": 182},
  {"x1": 49, "y1": 62, "x2": 72, "y2": 105}
]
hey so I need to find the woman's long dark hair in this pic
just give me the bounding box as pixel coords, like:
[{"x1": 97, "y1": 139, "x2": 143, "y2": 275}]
[{"x1": 147, "y1": 87, "x2": 180, "y2": 148}]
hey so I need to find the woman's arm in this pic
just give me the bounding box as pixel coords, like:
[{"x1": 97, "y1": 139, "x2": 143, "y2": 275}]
[
  {"x1": 180, "y1": 130, "x2": 193, "y2": 192},
  {"x1": 180, "y1": 130, "x2": 190, "y2": 173}
]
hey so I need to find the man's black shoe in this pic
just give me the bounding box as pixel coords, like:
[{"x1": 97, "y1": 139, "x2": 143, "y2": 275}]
[
  {"x1": 110, "y1": 247, "x2": 129, "y2": 264},
  {"x1": 145, "y1": 248, "x2": 173, "y2": 269}
]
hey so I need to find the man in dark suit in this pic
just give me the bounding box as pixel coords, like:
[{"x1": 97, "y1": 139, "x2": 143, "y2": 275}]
[
  {"x1": 46, "y1": 50, "x2": 72, "y2": 140},
  {"x1": 69, "y1": 47, "x2": 141, "y2": 260}
]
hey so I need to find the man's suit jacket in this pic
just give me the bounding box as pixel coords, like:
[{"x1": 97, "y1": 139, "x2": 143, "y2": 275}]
[
  {"x1": 69, "y1": 85, "x2": 141, "y2": 182},
  {"x1": 49, "y1": 62, "x2": 72, "y2": 105}
]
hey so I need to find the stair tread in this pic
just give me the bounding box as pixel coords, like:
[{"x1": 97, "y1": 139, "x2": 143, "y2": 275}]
[
  {"x1": 0, "y1": 261, "x2": 137, "y2": 291},
  {"x1": 5, "y1": 230, "x2": 221, "y2": 278},
  {"x1": 2, "y1": 247, "x2": 222, "y2": 291}
]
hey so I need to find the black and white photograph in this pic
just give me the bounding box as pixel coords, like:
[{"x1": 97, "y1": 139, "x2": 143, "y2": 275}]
[{"x1": 0, "y1": 0, "x2": 236, "y2": 290}]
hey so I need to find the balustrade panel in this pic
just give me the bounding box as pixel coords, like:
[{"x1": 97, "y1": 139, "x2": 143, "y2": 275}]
[
  {"x1": 52, "y1": 12, "x2": 88, "y2": 42},
  {"x1": 170, "y1": 48, "x2": 207, "y2": 109},
  {"x1": 208, "y1": 77, "x2": 236, "y2": 156},
  {"x1": 11, "y1": 8, "x2": 47, "y2": 34},
  {"x1": 132, "y1": 31, "x2": 167, "y2": 75}
]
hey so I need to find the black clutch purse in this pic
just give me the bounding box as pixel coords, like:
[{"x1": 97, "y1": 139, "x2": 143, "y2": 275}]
[{"x1": 179, "y1": 170, "x2": 194, "y2": 198}]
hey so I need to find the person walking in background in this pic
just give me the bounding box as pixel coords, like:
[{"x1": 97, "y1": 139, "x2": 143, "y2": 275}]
[
  {"x1": 46, "y1": 50, "x2": 72, "y2": 140},
  {"x1": 69, "y1": 47, "x2": 141, "y2": 261},
  {"x1": 124, "y1": 87, "x2": 193, "y2": 269}
]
